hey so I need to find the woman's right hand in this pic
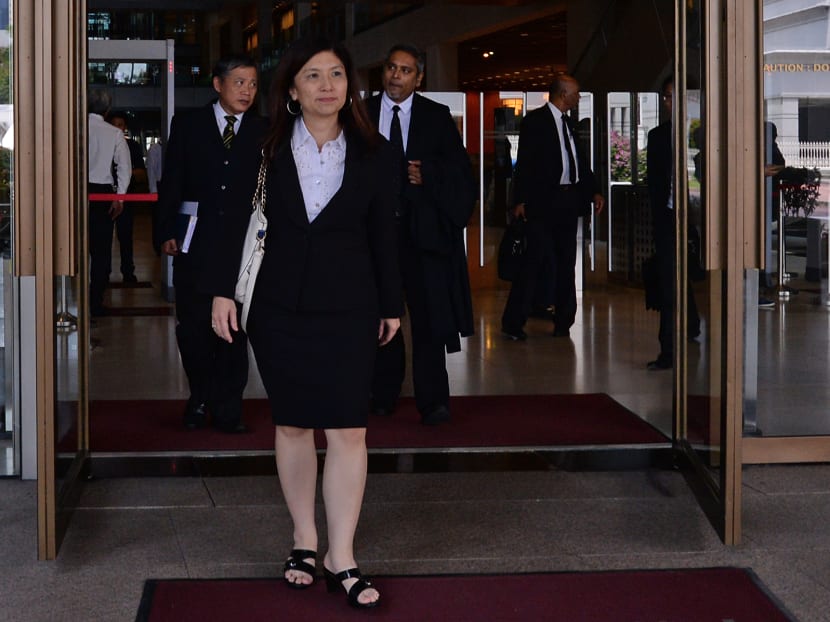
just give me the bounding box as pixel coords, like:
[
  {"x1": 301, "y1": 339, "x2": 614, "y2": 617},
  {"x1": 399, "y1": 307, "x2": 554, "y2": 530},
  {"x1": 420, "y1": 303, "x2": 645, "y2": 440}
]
[{"x1": 211, "y1": 296, "x2": 238, "y2": 343}]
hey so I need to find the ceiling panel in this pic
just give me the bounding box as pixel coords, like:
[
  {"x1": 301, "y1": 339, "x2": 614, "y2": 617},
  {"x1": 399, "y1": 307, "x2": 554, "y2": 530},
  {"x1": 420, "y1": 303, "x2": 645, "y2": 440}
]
[{"x1": 458, "y1": 11, "x2": 567, "y2": 91}]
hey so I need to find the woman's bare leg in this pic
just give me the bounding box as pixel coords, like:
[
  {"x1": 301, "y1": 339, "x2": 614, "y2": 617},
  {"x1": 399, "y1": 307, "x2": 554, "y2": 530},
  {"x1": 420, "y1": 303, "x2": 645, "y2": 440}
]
[
  {"x1": 322, "y1": 427, "x2": 379, "y2": 605},
  {"x1": 275, "y1": 425, "x2": 318, "y2": 586}
]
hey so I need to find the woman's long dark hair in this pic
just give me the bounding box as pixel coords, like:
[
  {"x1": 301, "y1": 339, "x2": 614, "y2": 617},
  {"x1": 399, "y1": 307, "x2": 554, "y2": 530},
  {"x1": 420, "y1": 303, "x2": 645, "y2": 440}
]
[{"x1": 263, "y1": 36, "x2": 378, "y2": 158}]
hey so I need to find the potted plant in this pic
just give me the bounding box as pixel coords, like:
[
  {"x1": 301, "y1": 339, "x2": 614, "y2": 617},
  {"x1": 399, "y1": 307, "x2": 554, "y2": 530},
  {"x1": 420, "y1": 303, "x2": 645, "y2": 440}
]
[{"x1": 779, "y1": 166, "x2": 822, "y2": 217}]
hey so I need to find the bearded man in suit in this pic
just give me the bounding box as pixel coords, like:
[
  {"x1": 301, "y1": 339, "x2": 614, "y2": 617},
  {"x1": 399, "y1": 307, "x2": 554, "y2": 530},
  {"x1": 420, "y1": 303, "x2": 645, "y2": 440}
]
[
  {"x1": 156, "y1": 54, "x2": 267, "y2": 432},
  {"x1": 365, "y1": 43, "x2": 475, "y2": 426},
  {"x1": 501, "y1": 73, "x2": 604, "y2": 340}
]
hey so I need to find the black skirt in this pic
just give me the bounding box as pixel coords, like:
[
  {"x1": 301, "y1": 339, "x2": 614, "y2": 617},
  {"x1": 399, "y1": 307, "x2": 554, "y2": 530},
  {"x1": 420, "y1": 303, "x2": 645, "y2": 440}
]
[{"x1": 246, "y1": 299, "x2": 378, "y2": 429}]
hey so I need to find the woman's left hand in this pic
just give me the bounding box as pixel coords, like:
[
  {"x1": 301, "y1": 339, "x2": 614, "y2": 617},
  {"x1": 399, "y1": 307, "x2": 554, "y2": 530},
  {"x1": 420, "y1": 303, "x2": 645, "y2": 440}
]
[
  {"x1": 378, "y1": 317, "x2": 401, "y2": 346},
  {"x1": 211, "y1": 296, "x2": 238, "y2": 343}
]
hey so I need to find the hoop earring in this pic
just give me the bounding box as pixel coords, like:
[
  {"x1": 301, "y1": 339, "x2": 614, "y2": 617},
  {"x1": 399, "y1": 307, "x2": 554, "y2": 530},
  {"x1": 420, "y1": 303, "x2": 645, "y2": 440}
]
[
  {"x1": 286, "y1": 99, "x2": 301, "y2": 116},
  {"x1": 343, "y1": 95, "x2": 352, "y2": 110}
]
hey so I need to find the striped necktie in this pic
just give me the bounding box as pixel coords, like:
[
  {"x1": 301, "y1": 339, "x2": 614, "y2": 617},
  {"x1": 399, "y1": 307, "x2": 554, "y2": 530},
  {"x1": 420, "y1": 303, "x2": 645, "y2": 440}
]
[{"x1": 222, "y1": 115, "x2": 236, "y2": 150}]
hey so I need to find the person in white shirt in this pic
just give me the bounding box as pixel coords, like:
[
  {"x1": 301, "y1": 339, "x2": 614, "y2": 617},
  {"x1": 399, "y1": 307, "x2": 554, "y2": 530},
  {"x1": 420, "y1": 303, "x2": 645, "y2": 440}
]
[{"x1": 88, "y1": 89, "x2": 131, "y2": 316}]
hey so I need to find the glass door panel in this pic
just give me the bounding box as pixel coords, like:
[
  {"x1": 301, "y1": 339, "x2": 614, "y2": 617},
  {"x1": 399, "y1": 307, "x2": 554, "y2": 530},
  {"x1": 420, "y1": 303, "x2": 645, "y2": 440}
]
[
  {"x1": 465, "y1": 91, "x2": 521, "y2": 288},
  {"x1": 607, "y1": 91, "x2": 660, "y2": 280},
  {"x1": 750, "y1": 0, "x2": 830, "y2": 438},
  {"x1": 55, "y1": 275, "x2": 82, "y2": 477},
  {"x1": 683, "y1": 83, "x2": 719, "y2": 471}
]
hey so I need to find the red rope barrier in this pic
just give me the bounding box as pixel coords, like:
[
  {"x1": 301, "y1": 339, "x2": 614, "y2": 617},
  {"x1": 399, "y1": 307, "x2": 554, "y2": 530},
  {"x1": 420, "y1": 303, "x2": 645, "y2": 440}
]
[{"x1": 88, "y1": 193, "x2": 159, "y2": 202}]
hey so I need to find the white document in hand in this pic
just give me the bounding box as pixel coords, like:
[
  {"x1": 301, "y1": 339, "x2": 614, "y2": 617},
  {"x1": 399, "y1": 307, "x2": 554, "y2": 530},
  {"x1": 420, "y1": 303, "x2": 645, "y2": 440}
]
[
  {"x1": 178, "y1": 201, "x2": 199, "y2": 254},
  {"x1": 181, "y1": 216, "x2": 198, "y2": 253}
]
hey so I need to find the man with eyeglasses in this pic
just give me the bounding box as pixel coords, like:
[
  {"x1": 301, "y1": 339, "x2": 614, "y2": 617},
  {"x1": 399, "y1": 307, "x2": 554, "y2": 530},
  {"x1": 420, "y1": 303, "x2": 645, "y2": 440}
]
[{"x1": 365, "y1": 43, "x2": 475, "y2": 426}]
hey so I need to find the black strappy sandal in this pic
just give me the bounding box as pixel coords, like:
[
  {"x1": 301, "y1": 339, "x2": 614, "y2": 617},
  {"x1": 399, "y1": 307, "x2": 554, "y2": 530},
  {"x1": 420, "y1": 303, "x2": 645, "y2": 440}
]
[
  {"x1": 324, "y1": 567, "x2": 380, "y2": 609},
  {"x1": 283, "y1": 549, "x2": 316, "y2": 589}
]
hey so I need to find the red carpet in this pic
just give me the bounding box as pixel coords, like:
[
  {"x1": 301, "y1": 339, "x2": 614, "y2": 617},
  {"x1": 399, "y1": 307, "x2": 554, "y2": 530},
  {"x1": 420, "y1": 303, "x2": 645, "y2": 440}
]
[
  {"x1": 107, "y1": 281, "x2": 154, "y2": 289},
  {"x1": 101, "y1": 305, "x2": 174, "y2": 317},
  {"x1": 136, "y1": 568, "x2": 793, "y2": 622},
  {"x1": 88, "y1": 394, "x2": 667, "y2": 452}
]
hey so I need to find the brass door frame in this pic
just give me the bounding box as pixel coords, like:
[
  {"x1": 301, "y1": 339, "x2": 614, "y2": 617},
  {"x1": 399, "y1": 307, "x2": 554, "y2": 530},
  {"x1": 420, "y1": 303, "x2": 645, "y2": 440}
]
[
  {"x1": 674, "y1": 0, "x2": 762, "y2": 546},
  {"x1": 15, "y1": 0, "x2": 88, "y2": 560}
]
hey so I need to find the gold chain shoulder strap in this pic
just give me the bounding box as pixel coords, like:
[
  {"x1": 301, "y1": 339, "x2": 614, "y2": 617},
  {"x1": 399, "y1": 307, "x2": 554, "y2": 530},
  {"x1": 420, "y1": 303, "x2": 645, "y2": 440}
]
[{"x1": 253, "y1": 151, "x2": 268, "y2": 213}]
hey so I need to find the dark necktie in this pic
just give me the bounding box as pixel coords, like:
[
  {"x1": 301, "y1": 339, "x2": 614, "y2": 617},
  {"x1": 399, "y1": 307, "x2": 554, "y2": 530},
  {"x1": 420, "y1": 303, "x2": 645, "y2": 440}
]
[
  {"x1": 389, "y1": 105, "x2": 404, "y2": 156},
  {"x1": 222, "y1": 115, "x2": 236, "y2": 150},
  {"x1": 389, "y1": 105, "x2": 406, "y2": 193},
  {"x1": 561, "y1": 114, "x2": 577, "y2": 184}
]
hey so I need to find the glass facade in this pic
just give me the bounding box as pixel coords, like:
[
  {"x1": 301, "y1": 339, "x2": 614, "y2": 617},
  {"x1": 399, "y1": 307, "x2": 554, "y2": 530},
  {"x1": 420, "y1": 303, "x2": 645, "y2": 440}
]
[
  {"x1": 88, "y1": 11, "x2": 208, "y2": 87},
  {"x1": 0, "y1": 0, "x2": 12, "y2": 475}
]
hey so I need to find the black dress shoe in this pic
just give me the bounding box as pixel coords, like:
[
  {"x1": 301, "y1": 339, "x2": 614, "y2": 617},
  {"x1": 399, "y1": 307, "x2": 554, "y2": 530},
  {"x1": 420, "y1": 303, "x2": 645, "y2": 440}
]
[
  {"x1": 502, "y1": 327, "x2": 527, "y2": 341},
  {"x1": 552, "y1": 328, "x2": 570, "y2": 338},
  {"x1": 421, "y1": 404, "x2": 450, "y2": 426},
  {"x1": 214, "y1": 421, "x2": 249, "y2": 434},
  {"x1": 528, "y1": 306, "x2": 555, "y2": 319},
  {"x1": 183, "y1": 401, "x2": 208, "y2": 429},
  {"x1": 122, "y1": 274, "x2": 138, "y2": 284},
  {"x1": 647, "y1": 357, "x2": 672, "y2": 371}
]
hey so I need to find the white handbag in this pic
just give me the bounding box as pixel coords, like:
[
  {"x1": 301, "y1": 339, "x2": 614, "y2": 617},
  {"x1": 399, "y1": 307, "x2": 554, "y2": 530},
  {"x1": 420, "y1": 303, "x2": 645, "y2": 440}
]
[{"x1": 235, "y1": 154, "x2": 268, "y2": 331}]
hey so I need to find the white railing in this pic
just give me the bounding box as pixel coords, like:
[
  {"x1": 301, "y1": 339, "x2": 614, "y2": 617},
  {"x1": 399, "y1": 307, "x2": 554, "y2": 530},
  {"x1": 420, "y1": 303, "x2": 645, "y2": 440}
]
[{"x1": 779, "y1": 139, "x2": 830, "y2": 170}]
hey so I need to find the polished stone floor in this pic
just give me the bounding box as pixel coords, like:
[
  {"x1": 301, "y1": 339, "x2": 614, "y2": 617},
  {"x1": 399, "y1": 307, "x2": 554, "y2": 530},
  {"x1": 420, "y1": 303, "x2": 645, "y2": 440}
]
[
  {"x1": 2, "y1": 218, "x2": 830, "y2": 620},
  {"x1": 2, "y1": 465, "x2": 830, "y2": 620}
]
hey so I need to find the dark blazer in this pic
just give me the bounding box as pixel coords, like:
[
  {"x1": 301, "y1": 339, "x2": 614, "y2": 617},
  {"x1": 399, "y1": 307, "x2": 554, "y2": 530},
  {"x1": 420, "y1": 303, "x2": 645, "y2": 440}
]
[
  {"x1": 647, "y1": 121, "x2": 672, "y2": 217},
  {"x1": 513, "y1": 103, "x2": 598, "y2": 221},
  {"x1": 364, "y1": 93, "x2": 475, "y2": 348},
  {"x1": 214, "y1": 129, "x2": 404, "y2": 319},
  {"x1": 155, "y1": 101, "x2": 267, "y2": 293}
]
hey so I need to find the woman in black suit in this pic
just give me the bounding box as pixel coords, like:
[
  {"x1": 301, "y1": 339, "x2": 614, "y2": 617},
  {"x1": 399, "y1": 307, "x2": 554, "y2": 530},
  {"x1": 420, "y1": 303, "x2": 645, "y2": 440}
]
[{"x1": 211, "y1": 37, "x2": 402, "y2": 609}]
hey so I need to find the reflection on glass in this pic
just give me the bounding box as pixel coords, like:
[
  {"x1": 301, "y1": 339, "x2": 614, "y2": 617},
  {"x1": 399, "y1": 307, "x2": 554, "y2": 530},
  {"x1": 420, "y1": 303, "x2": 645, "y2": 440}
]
[
  {"x1": 753, "y1": 0, "x2": 830, "y2": 436},
  {"x1": 607, "y1": 92, "x2": 659, "y2": 277},
  {"x1": 55, "y1": 275, "x2": 80, "y2": 473},
  {"x1": 683, "y1": 1, "x2": 721, "y2": 475},
  {"x1": 88, "y1": 61, "x2": 161, "y2": 87}
]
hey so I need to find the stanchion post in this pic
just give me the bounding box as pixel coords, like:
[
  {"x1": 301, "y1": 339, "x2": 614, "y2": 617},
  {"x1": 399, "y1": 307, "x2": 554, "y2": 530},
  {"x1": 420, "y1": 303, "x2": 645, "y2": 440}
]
[
  {"x1": 776, "y1": 195, "x2": 795, "y2": 301},
  {"x1": 55, "y1": 276, "x2": 77, "y2": 330}
]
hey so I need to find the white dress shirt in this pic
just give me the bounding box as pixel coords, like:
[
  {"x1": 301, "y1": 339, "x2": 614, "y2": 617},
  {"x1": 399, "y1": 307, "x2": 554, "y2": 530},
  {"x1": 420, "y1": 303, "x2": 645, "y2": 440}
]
[
  {"x1": 88, "y1": 113, "x2": 131, "y2": 194},
  {"x1": 379, "y1": 92, "x2": 414, "y2": 151},
  {"x1": 291, "y1": 117, "x2": 346, "y2": 223},
  {"x1": 547, "y1": 102, "x2": 579, "y2": 186}
]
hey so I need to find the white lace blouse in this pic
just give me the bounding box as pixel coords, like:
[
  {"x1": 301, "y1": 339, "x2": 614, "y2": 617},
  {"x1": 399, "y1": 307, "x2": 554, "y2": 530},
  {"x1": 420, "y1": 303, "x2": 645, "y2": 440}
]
[{"x1": 291, "y1": 118, "x2": 347, "y2": 223}]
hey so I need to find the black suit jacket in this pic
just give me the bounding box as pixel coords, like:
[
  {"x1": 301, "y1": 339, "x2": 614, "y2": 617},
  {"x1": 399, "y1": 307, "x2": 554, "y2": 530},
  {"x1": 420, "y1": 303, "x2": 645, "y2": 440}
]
[
  {"x1": 513, "y1": 104, "x2": 598, "y2": 222},
  {"x1": 214, "y1": 128, "x2": 404, "y2": 319},
  {"x1": 155, "y1": 102, "x2": 267, "y2": 293},
  {"x1": 647, "y1": 121, "x2": 672, "y2": 216},
  {"x1": 364, "y1": 93, "x2": 475, "y2": 348}
]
